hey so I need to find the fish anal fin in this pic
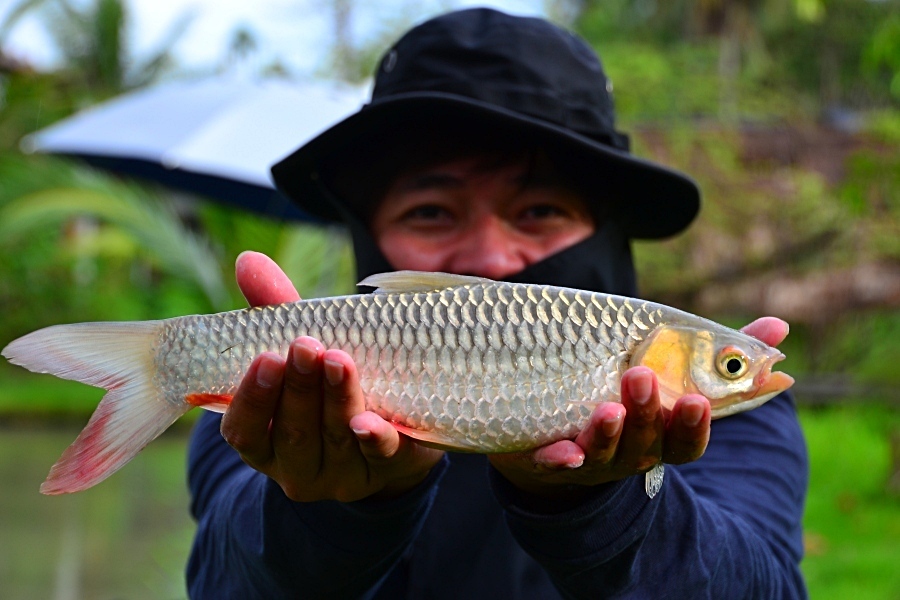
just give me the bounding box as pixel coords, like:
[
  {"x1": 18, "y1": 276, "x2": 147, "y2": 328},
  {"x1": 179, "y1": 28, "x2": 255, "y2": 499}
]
[
  {"x1": 185, "y1": 393, "x2": 233, "y2": 413},
  {"x1": 391, "y1": 421, "x2": 480, "y2": 452},
  {"x1": 358, "y1": 271, "x2": 493, "y2": 294}
]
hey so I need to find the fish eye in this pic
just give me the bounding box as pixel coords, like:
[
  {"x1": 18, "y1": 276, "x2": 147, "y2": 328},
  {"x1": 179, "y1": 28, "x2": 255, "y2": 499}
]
[{"x1": 716, "y1": 348, "x2": 748, "y2": 379}]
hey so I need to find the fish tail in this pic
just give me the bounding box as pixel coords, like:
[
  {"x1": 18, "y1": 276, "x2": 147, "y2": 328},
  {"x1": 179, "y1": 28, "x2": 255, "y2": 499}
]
[{"x1": 2, "y1": 321, "x2": 191, "y2": 495}]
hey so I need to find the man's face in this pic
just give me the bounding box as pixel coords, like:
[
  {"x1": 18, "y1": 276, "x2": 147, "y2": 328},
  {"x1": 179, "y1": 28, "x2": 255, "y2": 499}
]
[{"x1": 370, "y1": 154, "x2": 596, "y2": 280}]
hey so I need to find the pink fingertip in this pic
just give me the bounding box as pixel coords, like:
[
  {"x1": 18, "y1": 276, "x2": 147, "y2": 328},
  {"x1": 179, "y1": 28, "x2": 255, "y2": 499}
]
[
  {"x1": 625, "y1": 369, "x2": 654, "y2": 406},
  {"x1": 741, "y1": 316, "x2": 789, "y2": 346},
  {"x1": 535, "y1": 441, "x2": 584, "y2": 469},
  {"x1": 235, "y1": 251, "x2": 301, "y2": 306},
  {"x1": 350, "y1": 412, "x2": 388, "y2": 438},
  {"x1": 255, "y1": 354, "x2": 282, "y2": 388},
  {"x1": 323, "y1": 359, "x2": 344, "y2": 385},
  {"x1": 601, "y1": 411, "x2": 624, "y2": 437},
  {"x1": 680, "y1": 398, "x2": 706, "y2": 427},
  {"x1": 351, "y1": 428, "x2": 372, "y2": 440}
]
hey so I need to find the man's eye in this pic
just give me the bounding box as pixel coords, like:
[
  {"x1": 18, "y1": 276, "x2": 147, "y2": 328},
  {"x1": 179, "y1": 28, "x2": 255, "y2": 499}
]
[
  {"x1": 403, "y1": 205, "x2": 450, "y2": 221},
  {"x1": 520, "y1": 205, "x2": 566, "y2": 220}
]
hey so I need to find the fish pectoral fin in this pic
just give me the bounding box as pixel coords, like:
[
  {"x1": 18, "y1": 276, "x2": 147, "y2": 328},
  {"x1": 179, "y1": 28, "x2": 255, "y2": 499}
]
[
  {"x1": 358, "y1": 271, "x2": 493, "y2": 294},
  {"x1": 391, "y1": 422, "x2": 481, "y2": 452}
]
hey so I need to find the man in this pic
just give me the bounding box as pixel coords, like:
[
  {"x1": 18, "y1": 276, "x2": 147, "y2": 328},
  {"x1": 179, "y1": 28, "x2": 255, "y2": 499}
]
[{"x1": 187, "y1": 9, "x2": 807, "y2": 598}]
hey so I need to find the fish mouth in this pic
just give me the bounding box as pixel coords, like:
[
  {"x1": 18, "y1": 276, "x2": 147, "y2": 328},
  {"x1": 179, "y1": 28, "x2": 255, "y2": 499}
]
[
  {"x1": 710, "y1": 352, "x2": 794, "y2": 419},
  {"x1": 756, "y1": 352, "x2": 794, "y2": 398}
]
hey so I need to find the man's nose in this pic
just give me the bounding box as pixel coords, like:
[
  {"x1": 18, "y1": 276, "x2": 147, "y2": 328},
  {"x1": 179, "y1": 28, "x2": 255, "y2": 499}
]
[{"x1": 448, "y1": 216, "x2": 527, "y2": 279}]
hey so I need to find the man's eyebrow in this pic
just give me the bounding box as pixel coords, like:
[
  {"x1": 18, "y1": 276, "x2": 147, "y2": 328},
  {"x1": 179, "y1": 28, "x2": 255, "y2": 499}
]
[
  {"x1": 512, "y1": 172, "x2": 559, "y2": 185},
  {"x1": 398, "y1": 172, "x2": 463, "y2": 191}
]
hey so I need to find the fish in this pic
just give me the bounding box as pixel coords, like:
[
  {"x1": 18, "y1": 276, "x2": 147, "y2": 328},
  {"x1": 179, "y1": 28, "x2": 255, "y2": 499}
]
[{"x1": 2, "y1": 271, "x2": 793, "y2": 495}]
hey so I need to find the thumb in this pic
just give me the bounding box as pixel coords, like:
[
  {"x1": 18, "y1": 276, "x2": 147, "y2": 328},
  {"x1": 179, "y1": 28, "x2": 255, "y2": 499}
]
[
  {"x1": 349, "y1": 412, "x2": 403, "y2": 463},
  {"x1": 235, "y1": 251, "x2": 301, "y2": 306}
]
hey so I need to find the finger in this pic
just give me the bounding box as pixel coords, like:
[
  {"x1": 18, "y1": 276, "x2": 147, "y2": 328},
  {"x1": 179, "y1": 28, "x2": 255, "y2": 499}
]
[
  {"x1": 220, "y1": 352, "x2": 285, "y2": 468},
  {"x1": 662, "y1": 394, "x2": 711, "y2": 465},
  {"x1": 348, "y1": 411, "x2": 402, "y2": 463},
  {"x1": 741, "y1": 317, "x2": 789, "y2": 347},
  {"x1": 350, "y1": 411, "x2": 445, "y2": 498},
  {"x1": 270, "y1": 337, "x2": 326, "y2": 472},
  {"x1": 235, "y1": 251, "x2": 301, "y2": 307},
  {"x1": 616, "y1": 367, "x2": 665, "y2": 472},
  {"x1": 488, "y1": 440, "x2": 583, "y2": 475},
  {"x1": 320, "y1": 349, "x2": 368, "y2": 461},
  {"x1": 531, "y1": 440, "x2": 585, "y2": 470},
  {"x1": 575, "y1": 402, "x2": 625, "y2": 464}
]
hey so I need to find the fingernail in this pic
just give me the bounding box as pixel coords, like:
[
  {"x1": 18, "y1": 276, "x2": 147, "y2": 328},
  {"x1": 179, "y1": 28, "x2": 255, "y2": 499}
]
[
  {"x1": 256, "y1": 355, "x2": 280, "y2": 388},
  {"x1": 324, "y1": 359, "x2": 344, "y2": 385},
  {"x1": 567, "y1": 456, "x2": 584, "y2": 469},
  {"x1": 629, "y1": 373, "x2": 652, "y2": 405},
  {"x1": 602, "y1": 411, "x2": 623, "y2": 437},
  {"x1": 292, "y1": 342, "x2": 318, "y2": 374},
  {"x1": 352, "y1": 428, "x2": 372, "y2": 440},
  {"x1": 682, "y1": 400, "x2": 705, "y2": 427}
]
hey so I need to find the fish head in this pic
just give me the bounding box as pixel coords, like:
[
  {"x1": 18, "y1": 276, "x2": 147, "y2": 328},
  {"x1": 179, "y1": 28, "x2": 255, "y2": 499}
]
[{"x1": 631, "y1": 325, "x2": 794, "y2": 419}]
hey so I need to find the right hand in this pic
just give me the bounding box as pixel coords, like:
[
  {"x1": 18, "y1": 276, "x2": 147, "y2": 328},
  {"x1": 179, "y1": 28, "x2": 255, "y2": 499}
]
[{"x1": 220, "y1": 251, "x2": 445, "y2": 502}]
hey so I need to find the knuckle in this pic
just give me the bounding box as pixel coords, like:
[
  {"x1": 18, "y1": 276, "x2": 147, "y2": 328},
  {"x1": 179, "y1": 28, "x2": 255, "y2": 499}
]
[
  {"x1": 324, "y1": 387, "x2": 355, "y2": 406},
  {"x1": 279, "y1": 479, "x2": 368, "y2": 503},
  {"x1": 361, "y1": 440, "x2": 397, "y2": 463},
  {"x1": 664, "y1": 444, "x2": 705, "y2": 465},
  {"x1": 280, "y1": 483, "x2": 312, "y2": 503},
  {"x1": 333, "y1": 485, "x2": 367, "y2": 503},
  {"x1": 321, "y1": 428, "x2": 355, "y2": 452},
  {"x1": 234, "y1": 383, "x2": 278, "y2": 413},
  {"x1": 633, "y1": 456, "x2": 661, "y2": 473},
  {"x1": 282, "y1": 373, "x2": 323, "y2": 401},
  {"x1": 276, "y1": 424, "x2": 312, "y2": 450},
  {"x1": 222, "y1": 429, "x2": 254, "y2": 454}
]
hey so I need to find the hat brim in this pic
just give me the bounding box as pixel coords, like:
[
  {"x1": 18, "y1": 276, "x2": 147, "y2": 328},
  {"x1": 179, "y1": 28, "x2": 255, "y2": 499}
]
[{"x1": 271, "y1": 91, "x2": 700, "y2": 239}]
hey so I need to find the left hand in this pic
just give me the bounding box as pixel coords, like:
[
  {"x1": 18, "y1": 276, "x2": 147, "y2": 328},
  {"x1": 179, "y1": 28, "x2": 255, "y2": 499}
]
[{"x1": 489, "y1": 317, "x2": 790, "y2": 498}]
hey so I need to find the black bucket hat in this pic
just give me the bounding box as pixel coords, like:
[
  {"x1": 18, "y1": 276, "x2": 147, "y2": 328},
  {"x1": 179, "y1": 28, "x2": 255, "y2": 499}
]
[{"x1": 272, "y1": 8, "x2": 700, "y2": 239}]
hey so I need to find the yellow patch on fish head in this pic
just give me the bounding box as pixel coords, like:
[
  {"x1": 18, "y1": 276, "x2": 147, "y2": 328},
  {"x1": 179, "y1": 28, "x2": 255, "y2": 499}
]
[
  {"x1": 630, "y1": 326, "x2": 700, "y2": 413},
  {"x1": 631, "y1": 326, "x2": 794, "y2": 419}
]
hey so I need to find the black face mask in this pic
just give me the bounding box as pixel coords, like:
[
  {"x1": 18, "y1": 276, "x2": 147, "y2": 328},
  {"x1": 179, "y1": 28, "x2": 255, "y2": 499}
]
[{"x1": 347, "y1": 218, "x2": 637, "y2": 297}]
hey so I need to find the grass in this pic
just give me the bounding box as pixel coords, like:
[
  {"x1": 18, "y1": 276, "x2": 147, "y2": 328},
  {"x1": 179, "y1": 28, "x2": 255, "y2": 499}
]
[
  {"x1": 799, "y1": 405, "x2": 900, "y2": 599},
  {"x1": 0, "y1": 372, "x2": 897, "y2": 598}
]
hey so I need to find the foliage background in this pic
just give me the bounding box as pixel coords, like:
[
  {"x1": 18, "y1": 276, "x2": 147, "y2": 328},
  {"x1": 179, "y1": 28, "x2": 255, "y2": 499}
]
[{"x1": 0, "y1": 0, "x2": 898, "y2": 598}]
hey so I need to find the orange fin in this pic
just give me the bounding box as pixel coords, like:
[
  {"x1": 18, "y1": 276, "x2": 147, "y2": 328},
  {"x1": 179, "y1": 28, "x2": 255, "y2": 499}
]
[
  {"x1": 185, "y1": 393, "x2": 233, "y2": 413},
  {"x1": 391, "y1": 421, "x2": 481, "y2": 452}
]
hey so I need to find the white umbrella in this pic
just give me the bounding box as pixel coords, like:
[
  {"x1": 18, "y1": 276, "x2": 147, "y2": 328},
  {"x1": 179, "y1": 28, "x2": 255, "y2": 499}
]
[{"x1": 21, "y1": 77, "x2": 369, "y2": 221}]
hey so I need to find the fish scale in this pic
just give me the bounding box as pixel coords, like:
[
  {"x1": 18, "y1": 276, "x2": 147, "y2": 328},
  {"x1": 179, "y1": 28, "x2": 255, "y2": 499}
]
[{"x1": 155, "y1": 281, "x2": 660, "y2": 451}]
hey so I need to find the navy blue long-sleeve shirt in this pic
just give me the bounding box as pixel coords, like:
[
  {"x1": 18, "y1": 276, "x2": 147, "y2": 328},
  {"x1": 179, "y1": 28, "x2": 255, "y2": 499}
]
[{"x1": 186, "y1": 391, "x2": 807, "y2": 599}]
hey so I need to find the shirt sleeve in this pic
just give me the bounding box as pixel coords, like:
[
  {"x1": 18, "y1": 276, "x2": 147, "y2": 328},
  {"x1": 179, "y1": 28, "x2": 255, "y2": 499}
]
[
  {"x1": 490, "y1": 391, "x2": 809, "y2": 600},
  {"x1": 185, "y1": 411, "x2": 449, "y2": 599}
]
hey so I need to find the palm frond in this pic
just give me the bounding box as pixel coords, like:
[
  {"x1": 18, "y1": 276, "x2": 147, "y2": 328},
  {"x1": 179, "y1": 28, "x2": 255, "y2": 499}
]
[
  {"x1": 274, "y1": 224, "x2": 355, "y2": 299},
  {"x1": 0, "y1": 181, "x2": 230, "y2": 310}
]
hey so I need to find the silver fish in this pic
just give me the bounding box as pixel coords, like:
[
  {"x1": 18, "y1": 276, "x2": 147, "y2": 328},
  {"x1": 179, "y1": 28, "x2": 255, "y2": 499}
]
[{"x1": 2, "y1": 271, "x2": 793, "y2": 495}]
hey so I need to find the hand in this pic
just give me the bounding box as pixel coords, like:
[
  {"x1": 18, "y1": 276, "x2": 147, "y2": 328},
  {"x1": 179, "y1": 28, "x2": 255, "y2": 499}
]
[
  {"x1": 489, "y1": 317, "x2": 790, "y2": 498},
  {"x1": 220, "y1": 251, "x2": 444, "y2": 502}
]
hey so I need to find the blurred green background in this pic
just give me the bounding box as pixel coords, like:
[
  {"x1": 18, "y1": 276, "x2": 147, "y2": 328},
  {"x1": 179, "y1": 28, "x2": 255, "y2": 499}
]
[{"x1": 1, "y1": 0, "x2": 898, "y2": 598}]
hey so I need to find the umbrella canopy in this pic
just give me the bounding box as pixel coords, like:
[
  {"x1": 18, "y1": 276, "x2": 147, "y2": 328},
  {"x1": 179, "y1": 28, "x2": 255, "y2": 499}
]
[{"x1": 22, "y1": 78, "x2": 368, "y2": 221}]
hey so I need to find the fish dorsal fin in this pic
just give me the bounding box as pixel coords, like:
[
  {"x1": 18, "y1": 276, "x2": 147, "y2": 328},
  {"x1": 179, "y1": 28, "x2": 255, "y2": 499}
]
[{"x1": 358, "y1": 271, "x2": 493, "y2": 294}]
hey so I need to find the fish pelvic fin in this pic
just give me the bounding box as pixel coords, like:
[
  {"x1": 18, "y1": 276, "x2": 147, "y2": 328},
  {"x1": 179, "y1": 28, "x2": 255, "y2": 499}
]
[{"x1": 2, "y1": 321, "x2": 191, "y2": 494}]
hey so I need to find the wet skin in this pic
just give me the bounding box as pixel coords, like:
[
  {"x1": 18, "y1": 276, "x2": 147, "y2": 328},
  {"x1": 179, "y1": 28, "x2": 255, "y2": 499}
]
[{"x1": 220, "y1": 156, "x2": 790, "y2": 501}]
